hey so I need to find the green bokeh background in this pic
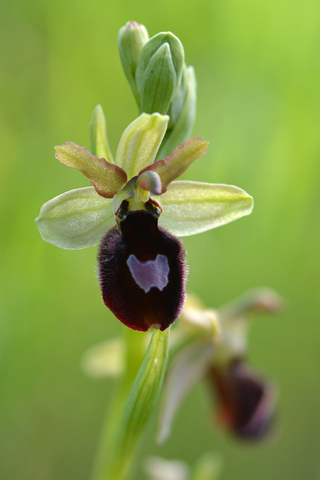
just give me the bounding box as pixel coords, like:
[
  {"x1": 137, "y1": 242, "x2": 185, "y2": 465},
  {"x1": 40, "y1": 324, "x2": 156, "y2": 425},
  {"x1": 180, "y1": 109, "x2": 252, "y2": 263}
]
[{"x1": 1, "y1": 0, "x2": 320, "y2": 479}]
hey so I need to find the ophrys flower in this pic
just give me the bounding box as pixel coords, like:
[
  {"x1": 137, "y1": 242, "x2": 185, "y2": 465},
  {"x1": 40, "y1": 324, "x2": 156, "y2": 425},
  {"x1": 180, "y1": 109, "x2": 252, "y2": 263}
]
[
  {"x1": 36, "y1": 107, "x2": 253, "y2": 331},
  {"x1": 158, "y1": 289, "x2": 282, "y2": 441}
]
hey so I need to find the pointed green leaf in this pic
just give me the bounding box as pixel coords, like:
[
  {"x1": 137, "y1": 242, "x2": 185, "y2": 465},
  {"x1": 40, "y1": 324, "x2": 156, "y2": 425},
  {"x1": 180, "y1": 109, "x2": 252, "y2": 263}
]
[
  {"x1": 35, "y1": 187, "x2": 114, "y2": 249},
  {"x1": 142, "y1": 137, "x2": 208, "y2": 192},
  {"x1": 90, "y1": 105, "x2": 114, "y2": 163},
  {"x1": 115, "y1": 113, "x2": 169, "y2": 179},
  {"x1": 55, "y1": 142, "x2": 127, "y2": 198},
  {"x1": 96, "y1": 329, "x2": 169, "y2": 480},
  {"x1": 159, "y1": 181, "x2": 254, "y2": 236}
]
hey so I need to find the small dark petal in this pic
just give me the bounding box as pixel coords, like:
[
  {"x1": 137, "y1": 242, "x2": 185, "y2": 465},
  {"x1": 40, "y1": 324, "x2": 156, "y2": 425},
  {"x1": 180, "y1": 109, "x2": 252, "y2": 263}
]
[
  {"x1": 98, "y1": 210, "x2": 186, "y2": 331},
  {"x1": 208, "y1": 360, "x2": 277, "y2": 440}
]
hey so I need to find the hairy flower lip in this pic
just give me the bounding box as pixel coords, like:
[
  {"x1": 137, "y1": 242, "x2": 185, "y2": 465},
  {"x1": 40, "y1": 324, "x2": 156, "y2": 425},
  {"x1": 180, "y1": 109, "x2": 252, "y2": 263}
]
[
  {"x1": 208, "y1": 360, "x2": 277, "y2": 440},
  {"x1": 98, "y1": 208, "x2": 186, "y2": 331}
]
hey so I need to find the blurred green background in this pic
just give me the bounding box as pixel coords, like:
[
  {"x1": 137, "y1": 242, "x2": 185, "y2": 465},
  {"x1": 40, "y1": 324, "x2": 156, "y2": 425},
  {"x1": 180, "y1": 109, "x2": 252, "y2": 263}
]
[{"x1": 1, "y1": 0, "x2": 320, "y2": 479}]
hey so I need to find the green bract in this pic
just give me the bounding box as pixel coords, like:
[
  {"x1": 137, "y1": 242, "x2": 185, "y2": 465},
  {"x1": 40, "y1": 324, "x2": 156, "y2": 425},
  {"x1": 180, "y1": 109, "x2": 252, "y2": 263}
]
[
  {"x1": 158, "y1": 64, "x2": 197, "y2": 159},
  {"x1": 136, "y1": 32, "x2": 184, "y2": 115},
  {"x1": 108, "y1": 328, "x2": 169, "y2": 480},
  {"x1": 91, "y1": 329, "x2": 170, "y2": 480},
  {"x1": 36, "y1": 106, "x2": 253, "y2": 250}
]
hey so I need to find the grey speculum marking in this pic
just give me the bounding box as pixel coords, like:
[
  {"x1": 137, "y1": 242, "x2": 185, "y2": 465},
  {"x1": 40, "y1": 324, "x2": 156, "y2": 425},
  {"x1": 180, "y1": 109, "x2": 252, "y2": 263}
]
[{"x1": 127, "y1": 254, "x2": 170, "y2": 293}]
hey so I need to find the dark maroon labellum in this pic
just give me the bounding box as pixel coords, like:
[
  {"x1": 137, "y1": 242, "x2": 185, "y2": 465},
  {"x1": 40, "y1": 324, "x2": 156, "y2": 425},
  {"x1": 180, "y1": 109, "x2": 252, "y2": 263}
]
[
  {"x1": 208, "y1": 360, "x2": 276, "y2": 440},
  {"x1": 98, "y1": 206, "x2": 186, "y2": 331}
]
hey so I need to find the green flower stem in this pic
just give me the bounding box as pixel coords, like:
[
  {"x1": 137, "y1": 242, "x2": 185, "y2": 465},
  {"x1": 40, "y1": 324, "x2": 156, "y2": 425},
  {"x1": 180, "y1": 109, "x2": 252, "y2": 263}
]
[
  {"x1": 90, "y1": 329, "x2": 145, "y2": 480},
  {"x1": 91, "y1": 328, "x2": 169, "y2": 480}
]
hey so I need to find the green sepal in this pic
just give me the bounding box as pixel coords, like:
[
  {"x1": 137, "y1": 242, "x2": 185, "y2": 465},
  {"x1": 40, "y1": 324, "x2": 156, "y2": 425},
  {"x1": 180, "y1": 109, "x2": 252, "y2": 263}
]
[
  {"x1": 159, "y1": 181, "x2": 254, "y2": 236},
  {"x1": 35, "y1": 187, "x2": 114, "y2": 249},
  {"x1": 115, "y1": 113, "x2": 168, "y2": 179},
  {"x1": 141, "y1": 137, "x2": 208, "y2": 192},
  {"x1": 90, "y1": 105, "x2": 114, "y2": 163},
  {"x1": 118, "y1": 21, "x2": 149, "y2": 104},
  {"x1": 55, "y1": 142, "x2": 127, "y2": 198}
]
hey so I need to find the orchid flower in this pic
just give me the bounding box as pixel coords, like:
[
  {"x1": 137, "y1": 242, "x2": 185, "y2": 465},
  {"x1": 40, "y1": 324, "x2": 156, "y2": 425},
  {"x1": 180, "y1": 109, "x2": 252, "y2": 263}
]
[
  {"x1": 36, "y1": 107, "x2": 253, "y2": 331},
  {"x1": 158, "y1": 289, "x2": 283, "y2": 441}
]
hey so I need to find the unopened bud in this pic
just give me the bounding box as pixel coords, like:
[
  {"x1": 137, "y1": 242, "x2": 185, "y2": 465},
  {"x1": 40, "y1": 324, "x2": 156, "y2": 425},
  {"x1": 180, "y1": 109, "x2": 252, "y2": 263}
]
[
  {"x1": 136, "y1": 32, "x2": 184, "y2": 115},
  {"x1": 118, "y1": 21, "x2": 149, "y2": 104}
]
